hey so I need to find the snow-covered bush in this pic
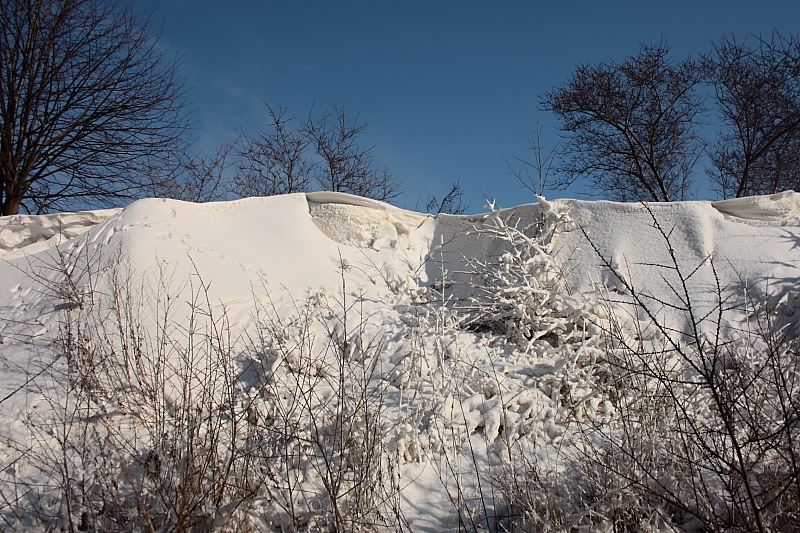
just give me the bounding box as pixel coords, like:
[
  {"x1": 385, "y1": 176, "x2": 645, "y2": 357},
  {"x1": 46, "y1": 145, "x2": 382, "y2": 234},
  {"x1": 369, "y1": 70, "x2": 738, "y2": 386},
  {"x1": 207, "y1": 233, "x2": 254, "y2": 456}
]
[
  {"x1": 395, "y1": 202, "x2": 628, "y2": 530},
  {"x1": 459, "y1": 202, "x2": 800, "y2": 533},
  {"x1": 457, "y1": 202, "x2": 596, "y2": 353}
]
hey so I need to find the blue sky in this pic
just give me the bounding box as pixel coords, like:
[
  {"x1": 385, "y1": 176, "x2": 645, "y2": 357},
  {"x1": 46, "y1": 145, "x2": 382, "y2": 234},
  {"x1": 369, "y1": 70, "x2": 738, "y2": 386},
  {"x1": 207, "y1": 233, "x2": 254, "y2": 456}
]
[{"x1": 130, "y1": 0, "x2": 800, "y2": 210}]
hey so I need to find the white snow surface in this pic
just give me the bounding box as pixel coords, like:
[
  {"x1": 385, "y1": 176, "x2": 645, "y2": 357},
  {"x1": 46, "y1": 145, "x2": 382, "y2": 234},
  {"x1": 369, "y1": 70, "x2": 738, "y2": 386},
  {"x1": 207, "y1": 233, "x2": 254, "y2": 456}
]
[
  {"x1": 1, "y1": 191, "x2": 799, "y2": 531},
  {"x1": 0, "y1": 208, "x2": 120, "y2": 257},
  {"x1": 711, "y1": 189, "x2": 800, "y2": 223}
]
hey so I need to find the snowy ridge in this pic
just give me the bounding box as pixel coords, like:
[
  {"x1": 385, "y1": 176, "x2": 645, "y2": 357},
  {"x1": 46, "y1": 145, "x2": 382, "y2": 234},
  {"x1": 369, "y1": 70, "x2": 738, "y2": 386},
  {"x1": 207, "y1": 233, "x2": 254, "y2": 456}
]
[
  {"x1": 711, "y1": 189, "x2": 800, "y2": 223},
  {"x1": 0, "y1": 208, "x2": 120, "y2": 257},
  {"x1": 1, "y1": 190, "x2": 797, "y2": 257},
  {"x1": 0, "y1": 192, "x2": 799, "y2": 531}
]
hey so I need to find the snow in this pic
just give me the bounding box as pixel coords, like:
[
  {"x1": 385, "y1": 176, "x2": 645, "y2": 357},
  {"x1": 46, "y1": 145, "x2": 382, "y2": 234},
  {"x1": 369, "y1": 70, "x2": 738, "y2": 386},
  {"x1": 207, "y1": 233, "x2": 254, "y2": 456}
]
[
  {"x1": 1, "y1": 191, "x2": 798, "y2": 531},
  {"x1": 0, "y1": 208, "x2": 119, "y2": 257},
  {"x1": 711, "y1": 189, "x2": 800, "y2": 223},
  {"x1": 308, "y1": 198, "x2": 430, "y2": 251}
]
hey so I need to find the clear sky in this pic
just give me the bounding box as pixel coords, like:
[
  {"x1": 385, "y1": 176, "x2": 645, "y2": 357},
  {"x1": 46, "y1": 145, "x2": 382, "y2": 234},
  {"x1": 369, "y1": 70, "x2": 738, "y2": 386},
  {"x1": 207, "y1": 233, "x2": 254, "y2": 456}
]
[{"x1": 130, "y1": 0, "x2": 800, "y2": 210}]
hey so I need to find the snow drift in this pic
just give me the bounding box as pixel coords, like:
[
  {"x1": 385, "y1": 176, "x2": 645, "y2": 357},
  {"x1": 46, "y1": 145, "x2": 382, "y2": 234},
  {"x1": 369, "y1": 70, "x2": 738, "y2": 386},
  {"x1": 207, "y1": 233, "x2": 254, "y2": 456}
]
[{"x1": 0, "y1": 191, "x2": 798, "y2": 531}]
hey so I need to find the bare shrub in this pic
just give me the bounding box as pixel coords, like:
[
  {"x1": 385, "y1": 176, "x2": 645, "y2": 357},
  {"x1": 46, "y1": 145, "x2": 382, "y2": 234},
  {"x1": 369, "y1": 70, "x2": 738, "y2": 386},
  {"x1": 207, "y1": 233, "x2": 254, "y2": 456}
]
[
  {"x1": 38, "y1": 256, "x2": 255, "y2": 532},
  {"x1": 240, "y1": 275, "x2": 406, "y2": 531},
  {"x1": 573, "y1": 205, "x2": 800, "y2": 533},
  {"x1": 2, "y1": 246, "x2": 404, "y2": 531}
]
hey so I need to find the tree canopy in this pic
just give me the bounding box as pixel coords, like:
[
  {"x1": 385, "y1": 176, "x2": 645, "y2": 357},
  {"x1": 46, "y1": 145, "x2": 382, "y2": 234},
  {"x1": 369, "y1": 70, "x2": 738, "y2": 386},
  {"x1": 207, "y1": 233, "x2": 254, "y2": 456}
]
[
  {"x1": 539, "y1": 33, "x2": 800, "y2": 201},
  {"x1": 0, "y1": 0, "x2": 190, "y2": 215},
  {"x1": 542, "y1": 42, "x2": 704, "y2": 202},
  {"x1": 702, "y1": 32, "x2": 800, "y2": 198}
]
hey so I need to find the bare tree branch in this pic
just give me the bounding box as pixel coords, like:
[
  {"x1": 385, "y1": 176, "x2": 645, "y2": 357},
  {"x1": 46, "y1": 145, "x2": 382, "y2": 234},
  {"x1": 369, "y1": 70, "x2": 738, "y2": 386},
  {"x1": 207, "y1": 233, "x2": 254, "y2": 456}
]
[
  {"x1": 232, "y1": 103, "x2": 313, "y2": 197},
  {"x1": 300, "y1": 102, "x2": 402, "y2": 202},
  {"x1": 0, "y1": 0, "x2": 191, "y2": 215},
  {"x1": 506, "y1": 117, "x2": 560, "y2": 197},
  {"x1": 426, "y1": 181, "x2": 468, "y2": 214},
  {"x1": 542, "y1": 42, "x2": 704, "y2": 202},
  {"x1": 702, "y1": 31, "x2": 800, "y2": 198}
]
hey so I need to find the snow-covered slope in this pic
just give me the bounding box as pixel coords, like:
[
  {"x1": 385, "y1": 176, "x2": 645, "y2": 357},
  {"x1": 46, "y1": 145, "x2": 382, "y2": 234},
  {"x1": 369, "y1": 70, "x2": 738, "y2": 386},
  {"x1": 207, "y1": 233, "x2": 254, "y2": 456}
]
[
  {"x1": 0, "y1": 208, "x2": 119, "y2": 257},
  {"x1": 1, "y1": 191, "x2": 798, "y2": 532}
]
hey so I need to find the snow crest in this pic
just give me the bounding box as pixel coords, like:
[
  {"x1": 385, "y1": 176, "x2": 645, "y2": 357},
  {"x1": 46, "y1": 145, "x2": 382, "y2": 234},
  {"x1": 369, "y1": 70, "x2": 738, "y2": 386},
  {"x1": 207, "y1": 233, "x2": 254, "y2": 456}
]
[
  {"x1": 0, "y1": 208, "x2": 119, "y2": 256},
  {"x1": 1, "y1": 192, "x2": 799, "y2": 531},
  {"x1": 711, "y1": 190, "x2": 800, "y2": 224},
  {"x1": 308, "y1": 200, "x2": 429, "y2": 250}
]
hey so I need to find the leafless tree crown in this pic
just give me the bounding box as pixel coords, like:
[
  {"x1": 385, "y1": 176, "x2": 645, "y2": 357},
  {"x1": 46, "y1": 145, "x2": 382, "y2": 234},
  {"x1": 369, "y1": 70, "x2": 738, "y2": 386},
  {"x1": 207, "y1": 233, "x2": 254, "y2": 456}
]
[
  {"x1": 232, "y1": 104, "x2": 313, "y2": 198},
  {"x1": 506, "y1": 117, "x2": 560, "y2": 197},
  {"x1": 300, "y1": 103, "x2": 401, "y2": 202},
  {"x1": 702, "y1": 31, "x2": 800, "y2": 198},
  {"x1": 0, "y1": 0, "x2": 190, "y2": 216},
  {"x1": 426, "y1": 181, "x2": 467, "y2": 214},
  {"x1": 163, "y1": 102, "x2": 403, "y2": 205},
  {"x1": 541, "y1": 42, "x2": 704, "y2": 202}
]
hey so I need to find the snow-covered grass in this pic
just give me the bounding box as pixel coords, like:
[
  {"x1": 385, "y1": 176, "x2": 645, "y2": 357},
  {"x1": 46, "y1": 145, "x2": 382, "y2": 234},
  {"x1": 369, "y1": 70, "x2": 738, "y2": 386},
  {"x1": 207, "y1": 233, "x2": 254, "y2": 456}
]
[{"x1": 0, "y1": 192, "x2": 798, "y2": 532}]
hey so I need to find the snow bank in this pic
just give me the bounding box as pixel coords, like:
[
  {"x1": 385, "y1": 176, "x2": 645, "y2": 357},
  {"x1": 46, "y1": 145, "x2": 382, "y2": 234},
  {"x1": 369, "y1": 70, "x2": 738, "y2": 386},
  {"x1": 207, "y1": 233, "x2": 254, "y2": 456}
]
[
  {"x1": 559, "y1": 197, "x2": 800, "y2": 298},
  {"x1": 711, "y1": 190, "x2": 800, "y2": 224},
  {"x1": 0, "y1": 191, "x2": 428, "y2": 258},
  {"x1": 0, "y1": 208, "x2": 119, "y2": 256},
  {"x1": 1, "y1": 191, "x2": 799, "y2": 532}
]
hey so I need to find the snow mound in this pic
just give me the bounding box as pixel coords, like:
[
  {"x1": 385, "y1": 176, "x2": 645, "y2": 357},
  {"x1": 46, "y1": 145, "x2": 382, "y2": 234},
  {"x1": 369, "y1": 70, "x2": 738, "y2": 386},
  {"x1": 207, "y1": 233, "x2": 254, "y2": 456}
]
[
  {"x1": 711, "y1": 190, "x2": 800, "y2": 224},
  {"x1": 308, "y1": 192, "x2": 429, "y2": 250},
  {"x1": 0, "y1": 208, "x2": 119, "y2": 256},
  {"x1": 1, "y1": 191, "x2": 799, "y2": 532}
]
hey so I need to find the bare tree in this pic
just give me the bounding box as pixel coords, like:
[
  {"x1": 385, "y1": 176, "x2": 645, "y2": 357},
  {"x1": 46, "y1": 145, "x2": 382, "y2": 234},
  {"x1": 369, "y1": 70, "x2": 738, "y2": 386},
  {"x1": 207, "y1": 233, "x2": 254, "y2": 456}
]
[
  {"x1": 702, "y1": 32, "x2": 800, "y2": 198},
  {"x1": 505, "y1": 117, "x2": 560, "y2": 197},
  {"x1": 542, "y1": 42, "x2": 704, "y2": 202},
  {"x1": 426, "y1": 181, "x2": 468, "y2": 214},
  {"x1": 0, "y1": 0, "x2": 190, "y2": 216},
  {"x1": 232, "y1": 104, "x2": 313, "y2": 198},
  {"x1": 171, "y1": 142, "x2": 237, "y2": 203},
  {"x1": 301, "y1": 103, "x2": 401, "y2": 202}
]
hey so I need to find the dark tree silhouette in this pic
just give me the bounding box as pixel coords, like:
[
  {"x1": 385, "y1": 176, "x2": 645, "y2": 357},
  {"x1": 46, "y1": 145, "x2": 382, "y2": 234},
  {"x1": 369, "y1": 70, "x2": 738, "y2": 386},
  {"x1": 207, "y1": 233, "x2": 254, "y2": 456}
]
[
  {"x1": 232, "y1": 104, "x2": 313, "y2": 198},
  {"x1": 0, "y1": 0, "x2": 190, "y2": 215},
  {"x1": 702, "y1": 32, "x2": 800, "y2": 198},
  {"x1": 426, "y1": 181, "x2": 467, "y2": 214},
  {"x1": 301, "y1": 103, "x2": 401, "y2": 202},
  {"x1": 542, "y1": 42, "x2": 704, "y2": 202}
]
